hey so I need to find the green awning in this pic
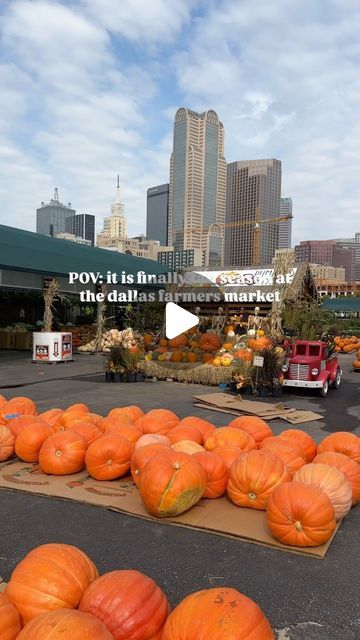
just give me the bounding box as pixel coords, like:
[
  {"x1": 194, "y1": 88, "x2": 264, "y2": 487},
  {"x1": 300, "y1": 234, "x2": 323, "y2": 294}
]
[{"x1": 322, "y1": 298, "x2": 360, "y2": 312}]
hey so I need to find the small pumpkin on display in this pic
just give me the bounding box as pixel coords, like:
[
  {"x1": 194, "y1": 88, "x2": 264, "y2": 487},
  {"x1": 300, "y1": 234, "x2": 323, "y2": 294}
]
[
  {"x1": 277, "y1": 429, "x2": 317, "y2": 462},
  {"x1": 108, "y1": 405, "x2": 144, "y2": 423},
  {"x1": 198, "y1": 332, "x2": 222, "y2": 352},
  {"x1": 104, "y1": 422, "x2": 142, "y2": 445},
  {"x1": 134, "y1": 433, "x2": 171, "y2": 449},
  {"x1": 212, "y1": 445, "x2": 243, "y2": 470},
  {"x1": 17, "y1": 609, "x2": 113, "y2": 639},
  {"x1": 168, "y1": 334, "x2": 188, "y2": 349},
  {"x1": 260, "y1": 438, "x2": 306, "y2": 476}
]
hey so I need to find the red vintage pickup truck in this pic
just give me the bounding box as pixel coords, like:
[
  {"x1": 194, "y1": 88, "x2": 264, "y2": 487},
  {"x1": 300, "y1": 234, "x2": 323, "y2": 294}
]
[{"x1": 282, "y1": 340, "x2": 342, "y2": 397}]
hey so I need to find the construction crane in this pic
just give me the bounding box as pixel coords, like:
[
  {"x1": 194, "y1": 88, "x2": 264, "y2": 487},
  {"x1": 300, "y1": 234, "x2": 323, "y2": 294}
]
[{"x1": 172, "y1": 207, "x2": 293, "y2": 267}]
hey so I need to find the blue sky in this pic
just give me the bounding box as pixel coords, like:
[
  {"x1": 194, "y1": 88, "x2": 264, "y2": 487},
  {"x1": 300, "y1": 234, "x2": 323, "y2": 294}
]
[{"x1": 0, "y1": 0, "x2": 359, "y2": 244}]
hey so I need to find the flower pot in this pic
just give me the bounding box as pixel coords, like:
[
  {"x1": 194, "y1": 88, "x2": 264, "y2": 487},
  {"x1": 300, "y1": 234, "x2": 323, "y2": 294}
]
[
  {"x1": 136, "y1": 372, "x2": 144, "y2": 382},
  {"x1": 229, "y1": 381, "x2": 238, "y2": 394},
  {"x1": 272, "y1": 387, "x2": 283, "y2": 397},
  {"x1": 114, "y1": 373, "x2": 122, "y2": 383},
  {"x1": 127, "y1": 372, "x2": 136, "y2": 383},
  {"x1": 105, "y1": 372, "x2": 111, "y2": 382},
  {"x1": 259, "y1": 385, "x2": 270, "y2": 398},
  {"x1": 242, "y1": 386, "x2": 252, "y2": 395}
]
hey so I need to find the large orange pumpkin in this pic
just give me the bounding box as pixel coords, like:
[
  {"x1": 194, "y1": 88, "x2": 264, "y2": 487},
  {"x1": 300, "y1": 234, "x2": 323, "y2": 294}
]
[
  {"x1": 136, "y1": 409, "x2": 179, "y2": 435},
  {"x1": 168, "y1": 334, "x2": 188, "y2": 349},
  {"x1": 104, "y1": 422, "x2": 142, "y2": 445},
  {"x1": 7, "y1": 415, "x2": 42, "y2": 439},
  {"x1": 0, "y1": 424, "x2": 15, "y2": 461},
  {"x1": 171, "y1": 350, "x2": 184, "y2": 363},
  {"x1": 108, "y1": 405, "x2": 144, "y2": 423},
  {"x1": 171, "y1": 440, "x2": 205, "y2": 455},
  {"x1": 139, "y1": 450, "x2": 207, "y2": 517},
  {"x1": 198, "y1": 332, "x2": 222, "y2": 352},
  {"x1": 134, "y1": 434, "x2": 171, "y2": 449},
  {"x1": 17, "y1": 609, "x2": 113, "y2": 639},
  {"x1": 313, "y1": 451, "x2": 360, "y2": 506},
  {"x1": 0, "y1": 592, "x2": 21, "y2": 639},
  {"x1": 39, "y1": 431, "x2": 87, "y2": 475},
  {"x1": 260, "y1": 438, "x2": 306, "y2": 476},
  {"x1": 266, "y1": 482, "x2": 336, "y2": 547},
  {"x1": 0, "y1": 397, "x2": 37, "y2": 420},
  {"x1": 83, "y1": 413, "x2": 104, "y2": 427},
  {"x1": 85, "y1": 434, "x2": 133, "y2": 481},
  {"x1": 65, "y1": 403, "x2": 89, "y2": 414},
  {"x1": 15, "y1": 423, "x2": 54, "y2": 462},
  {"x1": 252, "y1": 337, "x2": 271, "y2": 352},
  {"x1": 168, "y1": 424, "x2": 203, "y2": 445},
  {"x1": 175, "y1": 416, "x2": 216, "y2": 441},
  {"x1": 79, "y1": 570, "x2": 170, "y2": 640},
  {"x1": 56, "y1": 410, "x2": 90, "y2": 430},
  {"x1": 131, "y1": 443, "x2": 171, "y2": 487},
  {"x1": 317, "y1": 432, "x2": 360, "y2": 463},
  {"x1": 38, "y1": 408, "x2": 64, "y2": 426},
  {"x1": 193, "y1": 451, "x2": 229, "y2": 498},
  {"x1": 277, "y1": 429, "x2": 317, "y2": 462},
  {"x1": 204, "y1": 427, "x2": 256, "y2": 453},
  {"x1": 293, "y1": 463, "x2": 352, "y2": 520},
  {"x1": 69, "y1": 421, "x2": 102, "y2": 446},
  {"x1": 227, "y1": 450, "x2": 290, "y2": 510},
  {"x1": 98, "y1": 414, "x2": 132, "y2": 432},
  {"x1": 233, "y1": 348, "x2": 253, "y2": 362},
  {"x1": 161, "y1": 587, "x2": 275, "y2": 640},
  {"x1": 6, "y1": 543, "x2": 98, "y2": 624},
  {"x1": 227, "y1": 416, "x2": 272, "y2": 445},
  {"x1": 213, "y1": 445, "x2": 243, "y2": 470}
]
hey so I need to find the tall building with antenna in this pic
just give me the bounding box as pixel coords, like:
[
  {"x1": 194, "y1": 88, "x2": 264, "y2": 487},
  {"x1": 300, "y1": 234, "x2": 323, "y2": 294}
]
[
  {"x1": 98, "y1": 175, "x2": 127, "y2": 240},
  {"x1": 36, "y1": 188, "x2": 76, "y2": 237}
]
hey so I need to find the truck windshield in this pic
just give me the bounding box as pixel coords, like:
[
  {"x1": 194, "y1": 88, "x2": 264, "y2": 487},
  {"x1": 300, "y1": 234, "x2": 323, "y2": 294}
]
[
  {"x1": 309, "y1": 345, "x2": 320, "y2": 356},
  {"x1": 295, "y1": 344, "x2": 307, "y2": 355}
]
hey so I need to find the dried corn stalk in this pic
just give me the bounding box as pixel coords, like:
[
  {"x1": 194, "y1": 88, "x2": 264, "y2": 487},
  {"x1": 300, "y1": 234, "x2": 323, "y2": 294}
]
[
  {"x1": 270, "y1": 250, "x2": 295, "y2": 340},
  {"x1": 42, "y1": 278, "x2": 59, "y2": 332}
]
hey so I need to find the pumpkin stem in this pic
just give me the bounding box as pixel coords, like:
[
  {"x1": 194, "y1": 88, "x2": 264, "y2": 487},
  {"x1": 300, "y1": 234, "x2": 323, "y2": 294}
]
[
  {"x1": 248, "y1": 492, "x2": 257, "y2": 501},
  {"x1": 107, "y1": 459, "x2": 112, "y2": 466},
  {"x1": 55, "y1": 450, "x2": 62, "y2": 457},
  {"x1": 294, "y1": 520, "x2": 302, "y2": 531}
]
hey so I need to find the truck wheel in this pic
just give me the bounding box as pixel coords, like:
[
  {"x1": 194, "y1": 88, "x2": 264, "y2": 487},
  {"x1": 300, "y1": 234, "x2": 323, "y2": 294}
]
[
  {"x1": 320, "y1": 380, "x2": 329, "y2": 397},
  {"x1": 332, "y1": 371, "x2": 341, "y2": 389}
]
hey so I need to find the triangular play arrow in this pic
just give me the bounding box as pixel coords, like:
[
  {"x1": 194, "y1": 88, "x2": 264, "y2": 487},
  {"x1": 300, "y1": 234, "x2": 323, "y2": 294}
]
[{"x1": 165, "y1": 302, "x2": 199, "y2": 340}]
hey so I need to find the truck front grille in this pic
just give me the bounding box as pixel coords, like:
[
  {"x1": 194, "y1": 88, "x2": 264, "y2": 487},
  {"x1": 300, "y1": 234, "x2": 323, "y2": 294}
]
[{"x1": 289, "y1": 364, "x2": 309, "y2": 380}]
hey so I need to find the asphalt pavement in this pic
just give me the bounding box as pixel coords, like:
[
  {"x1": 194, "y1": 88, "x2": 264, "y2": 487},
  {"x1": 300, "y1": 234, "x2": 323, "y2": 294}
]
[{"x1": 0, "y1": 351, "x2": 359, "y2": 639}]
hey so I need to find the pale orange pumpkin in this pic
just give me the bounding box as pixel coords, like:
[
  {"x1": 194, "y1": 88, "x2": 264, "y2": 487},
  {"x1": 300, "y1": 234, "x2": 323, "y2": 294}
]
[
  {"x1": 293, "y1": 463, "x2": 352, "y2": 520},
  {"x1": 313, "y1": 451, "x2": 360, "y2": 505},
  {"x1": 171, "y1": 440, "x2": 205, "y2": 455},
  {"x1": 134, "y1": 434, "x2": 171, "y2": 449}
]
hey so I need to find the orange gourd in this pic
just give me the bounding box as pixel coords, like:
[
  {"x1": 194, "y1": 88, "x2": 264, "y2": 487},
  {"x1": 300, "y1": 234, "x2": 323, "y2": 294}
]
[
  {"x1": 227, "y1": 450, "x2": 290, "y2": 510},
  {"x1": 15, "y1": 423, "x2": 54, "y2": 462},
  {"x1": 79, "y1": 570, "x2": 170, "y2": 640},
  {"x1": 212, "y1": 445, "x2": 243, "y2": 470},
  {"x1": 171, "y1": 350, "x2": 184, "y2": 363},
  {"x1": 0, "y1": 592, "x2": 21, "y2": 640},
  {"x1": 317, "y1": 432, "x2": 360, "y2": 463},
  {"x1": 17, "y1": 609, "x2": 113, "y2": 639},
  {"x1": 176, "y1": 417, "x2": 216, "y2": 441},
  {"x1": 139, "y1": 450, "x2": 207, "y2": 517},
  {"x1": 0, "y1": 397, "x2": 37, "y2": 421},
  {"x1": 227, "y1": 416, "x2": 272, "y2": 445},
  {"x1": 168, "y1": 425, "x2": 203, "y2": 445},
  {"x1": 38, "y1": 408, "x2": 64, "y2": 426},
  {"x1": 252, "y1": 337, "x2": 271, "y2": 351},
  {"x1": 313, "y1": 451, "x2": 360, "y2": 505},
  {"x1": 7, "y1": 415, "x2": 42, "y2": 439},
  {"x1": 171, "y1": 440, "x2": 205, "y2": 455},
  {"x1": 65, "y1": 403, "x2": 89, "y2": 414},
  {"x1": 193, "y1": 451, "x2": 229, "y2": 498},
  {"x1": 161, "y1": 587, "x2": 275, "y2": 639},
  {"x1": 198, "y1": 332, "x2": 222, "y2": 352},
  {"x1": 108, "y1": 405, "x2": 144, "y2": 423},
  {"x1": 168, "y1": 334, "x2": 188, "y2": 349},
  {"x1": 104, "y1": 422, "x2": 142, "y2": 445},
  {"x1": 266, "y1": 482, "x2": 336, "y2": 547},
  {"x1": 277, "y1": 429, "x2": 317, "y2": 462},
  {"x1": 260, "y1": 438, "x2": 306, "y2": 476},
  {"x1": 85, "y1": 434, "x2": 133, "y2": 481},
  {"x1": 39, "y1": 431, "x2": 87, "y2": 475},
  {"x1": 205, "y1": 427, "x2": 256, "y2": 453},
  {"x1": 186, "y1": 352, "x2": 198, "y2": 363},
  {"x1": 134, "y1": 434, "x2": 171, "y2": 449},
  {"x1": 0, "y1": 424, "x2": 15, "y2": 461},
  {"x1": 136, "y1": 409, "x2": 179, "y2": 435},
  {"x1": 69, "y1": 422, "x2": 102, "y2": 446},
  {"x1": 293, "y1": 463, "x2": 352, "y2": 520},
  {"x1": 99, "y1": 414, "x2": 132, "y2": 432},
  {"x1": 5, "y1": 543, "x2": 98, "y2": 624},
  {"x1": 131, "y1": 443, "x2": 171, "y2": 487},
  {"x1": 233, "y1": 348, "x2": 253, "y2": 362}
]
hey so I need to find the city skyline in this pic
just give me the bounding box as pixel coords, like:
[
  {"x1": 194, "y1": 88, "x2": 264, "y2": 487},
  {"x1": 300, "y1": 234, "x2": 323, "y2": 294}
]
[{"x1": 0, "y1": 1, "x2": 359, "y2": 244}]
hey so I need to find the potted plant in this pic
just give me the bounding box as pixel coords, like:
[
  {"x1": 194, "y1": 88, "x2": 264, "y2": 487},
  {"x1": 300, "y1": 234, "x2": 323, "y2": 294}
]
[
  {"x1": 252, "y1": 347, "x2": 281, "y2": 397},
  {"x1": 230, "y1": 359, "x2": 254, "y2": 395}
]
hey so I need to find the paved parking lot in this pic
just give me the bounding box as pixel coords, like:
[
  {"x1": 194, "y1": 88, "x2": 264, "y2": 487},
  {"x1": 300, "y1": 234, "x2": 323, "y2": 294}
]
[{"x1": 0, "y1": 351, "x2": 359, "y2": 638}]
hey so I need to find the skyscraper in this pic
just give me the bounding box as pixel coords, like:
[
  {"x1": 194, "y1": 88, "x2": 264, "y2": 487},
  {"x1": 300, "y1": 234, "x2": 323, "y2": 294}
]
[
  {"x1": 66, "y1": 214, "x2": 95, "y2": 245},
  {"x1": 295, "y1": 240, "x2": 356, "y2": 281},
  {"x1": 168, "y1": 108, "x2": 227, "y2": 267},
  {"x1": 225, "y1": 159, "x2": 282, "y2": 266},
  {"x1": 146, "y1": 183, "x2": 169, "y2": 245},
  {"x1": 279, "y1": 197, "x2": 293, "y2": 249},
  {"x1": 36, "y1": 188, "x2": 76, "y2": 237},
  {"x1": 98, "y1": 175, "x2": 127, "y2": 240}
]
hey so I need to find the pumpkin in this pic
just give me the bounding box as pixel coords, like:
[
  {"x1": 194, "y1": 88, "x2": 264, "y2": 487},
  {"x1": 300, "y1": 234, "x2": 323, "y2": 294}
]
[
  {"x1": 56, "y1": 410, "x2": 90, "y2": 430},
  {"x1": 352, "y1": 359, "x2": 360, "y2": 369},
  {"x1": 104, "y1": 422, "x2": 142, "y2": 445},
  {"x1": 131, "y1": 443, "x2": 171, "y2": 487},
  {"x1": 108, "y1": 405, "x2": 145, "y2": 423},
  {"x1": 158, "y1": 338, "x2": 168, "y2": 347},
  {"x1": 171, "y1": 440, "x2": 205, "y2": 455},
  {"x1": 79, "y1": 570, "x2": 169, "y2": 640},
  {"x1": 6, "y1": 543, "x2": 98, "y2": 624},
  {"x1": 186, "y1": 351, "x2": 198, "y2": 363},
  {"x1": 198, "y1": 332, "x2": 222, "y2": 352},
  {"x1": 0, "y1": 397, "x2": 37, "y2": 420},
  {"x1": 233, "y1": 348, "x2": 253, "y2": 362},
  {"x1": 204, "y1": 427, "x2": 256, "y2": 453},
  {"x1": 313, "y1": 451, "x2": 360, "y2": 505},
  {"x1": 85, "y1": 413, "x2": 104, "y2": 427},
  {"x1": 161, "y1": 587, "x2": 275, "y2": 640},
  {"x1": 99, "y1": 414, "x2": 132, "y2": 432},
  {"x1": 143, "y1": 334, "x2": 153, "y2": 346},
  {"x1": 252, "y1": 337, "x2": 271, "y2": 351},
  {"x1": 85, "y1": 434, "x2": 133, "y2": 480},
  {"x1": 168, "y1": 424, "x2": 203, "y2": 445},
  {"x1": 17, "y1": 609, "x2": 113, "y2": 639},
  {"x1": 213, "y1": 445, "x2": 243, "y2": 470},
  {"x1": 260, "y1": 438, "x2": 306, "y2": 476},
  {"x1": 39, "y1": 431, "x2": 87, "y2": 475},
  {"x1": 69, "y1": 422, "x2": 103, "y2": 446},
  {"x1": 171, "y1": 350, "x2": 184, "y2": 363},
  {"x1": 7, "y1": 415, "x2": 42, "y2": 439},
  {"x1": 293, "y1": 463, "x2": 352, "y2": 520},
  {"x1": 15, "y1": 423, "x2": 54, "y2": 462},
  {"x1": 176, "y1": 416, "x2": 216, "y2": 441},
  {"x1": 138, "y1": 450, "x2": 207, "y2": 517},
  {"x1": 277, "y1": 429, "x2": 317, "y2": 462},
  {"x1": 0, "y1": 394, "x2": 7, "y2": 407},
  {"x1": 0, "y1": 592, "x2": 21, "y2": 640},
  {"x1": 202, "y1": 353, "x2": 213, "y2": 364},
  {"x1": 266, "y1": 482, "x2": 336, "y2": 547},
  {"x1": 136, "y1": 409, "x2": 179, "y2": 435},
  {"x1": 168, "y1": 334, "x2": 188, "y2": 349},
  {"x1": 38, "y1": 408, "x2": 64, "y2": 426},
  {"x1": 193, "y1": 451, "x2": 228, "y2": 498},
  {"x1": 223, "y1": 342, "x2": 234, "y2": 351},
  {"x1": 134, "y1": 434, "x2": 171, "y2": 449},
  {"x1": 227, "y1": 450, "x2": 290, "y2": 510},
  {"x1": 0, "y1": 424, "x2": 15, "y2": 461},
  {"x1": 65, "y1": 403, "x2": 89, "y2": 414},
  {"x1": 227, "y1": 416, "x2": 272, "y2": 445},
  {"x1": 317, "y1": 432, "x2": 360, "y2": 463}
]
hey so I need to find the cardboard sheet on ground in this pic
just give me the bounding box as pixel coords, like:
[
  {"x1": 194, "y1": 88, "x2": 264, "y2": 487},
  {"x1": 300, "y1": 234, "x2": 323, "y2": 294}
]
[
  {"x1": 193, "y1": 393, "x2": 324, "y2": 424},
  {"x1": 0, "y1": 460, "x2": 338, "y2": 559}
]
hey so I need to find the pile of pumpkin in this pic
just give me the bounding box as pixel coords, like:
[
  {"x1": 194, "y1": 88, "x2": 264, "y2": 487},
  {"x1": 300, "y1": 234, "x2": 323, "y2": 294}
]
[
  {"x1": 351, "y1": 349, "x2": 360, "y2": 371},
  {"x1": 143, "y1": 330, "x2": 273, "y2": 367},
  {"x1": 334, "y1": 335, "x2": 360, "y2": 353},
  {"x1": 0, "y1": 543, "x2": 275, "y2": 639},
  {"x1": 1, "y1": 394, "x2": 359, "y2": 551}
]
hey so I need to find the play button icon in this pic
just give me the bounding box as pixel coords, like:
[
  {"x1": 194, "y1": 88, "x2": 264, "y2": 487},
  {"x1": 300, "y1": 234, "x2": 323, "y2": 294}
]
[{"x1": 165, "y1": 302, "x2": 199, "y2": 340}]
